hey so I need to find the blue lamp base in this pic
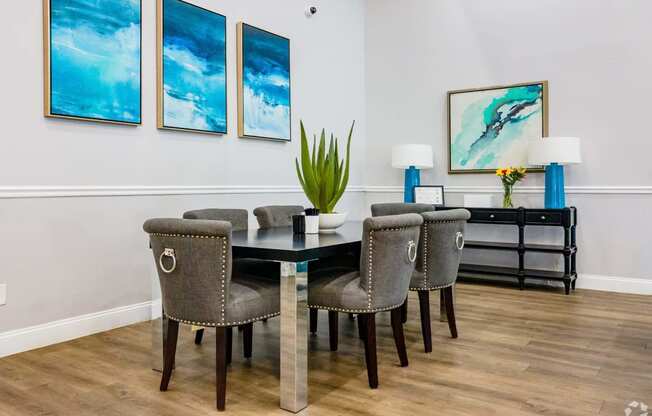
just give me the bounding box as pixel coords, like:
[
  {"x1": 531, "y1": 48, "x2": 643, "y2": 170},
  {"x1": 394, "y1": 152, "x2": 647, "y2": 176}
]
[
  {"x1": 544, "y1": 163, "x2": 565, "y2": 208},
  {"x1": 404, "y1": 166, "x2": 420, "y2": 203}
]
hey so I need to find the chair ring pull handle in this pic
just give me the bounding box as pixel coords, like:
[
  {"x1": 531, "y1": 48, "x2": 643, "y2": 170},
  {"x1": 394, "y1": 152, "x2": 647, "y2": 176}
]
[
  {"x1": 456, "y1": 232, "x2": 465, "y2": 250},
  {"x1": 159, "y1": 248, "x2": 177, "y2": 274},
  {"x1": 407, "y1": 240, "x2": 417, "y2": 263}
]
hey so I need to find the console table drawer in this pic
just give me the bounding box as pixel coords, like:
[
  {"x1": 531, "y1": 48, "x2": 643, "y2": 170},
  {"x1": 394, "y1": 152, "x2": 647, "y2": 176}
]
[
  {"x1": 526, "y1": 211, "x2": 563, "y2": 225},
  {"x1": 472, "y1": 210, "x2": 518, "y2": 224}
]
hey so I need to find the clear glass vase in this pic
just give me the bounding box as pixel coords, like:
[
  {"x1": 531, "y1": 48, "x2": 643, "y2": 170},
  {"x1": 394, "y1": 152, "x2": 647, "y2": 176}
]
[{"x1": 502, "y1": 184, "x2": 514, "y2": 208}]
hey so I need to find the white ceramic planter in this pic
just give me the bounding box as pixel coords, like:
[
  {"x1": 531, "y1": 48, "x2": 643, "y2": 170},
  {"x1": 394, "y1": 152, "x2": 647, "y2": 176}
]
[{"x1": 318, "y1": 212, "x2": 347, "y2": 233}]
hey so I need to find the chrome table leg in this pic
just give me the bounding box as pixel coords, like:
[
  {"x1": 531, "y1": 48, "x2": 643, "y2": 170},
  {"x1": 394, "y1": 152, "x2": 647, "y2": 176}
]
[{"x1": 280, "y1": 261, "x2": 308, "y2": 413}]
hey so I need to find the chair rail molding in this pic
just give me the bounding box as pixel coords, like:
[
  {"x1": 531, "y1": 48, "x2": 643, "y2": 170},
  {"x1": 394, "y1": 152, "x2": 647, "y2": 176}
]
[
  {"x1": 0, "y1": 185, "x2": 366, "y2": 199},
  {"x1": 0, "y1": 185, "x2": 649, "y2": 199},
  {"x1": 364, "y1": 185, "x2": 652, "y2": 195}
]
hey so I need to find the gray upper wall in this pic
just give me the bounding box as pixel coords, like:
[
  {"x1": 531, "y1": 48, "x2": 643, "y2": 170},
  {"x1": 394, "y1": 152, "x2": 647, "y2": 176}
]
[{"x1": 364, "y1": 0, "x2": 652, "y2": 187}]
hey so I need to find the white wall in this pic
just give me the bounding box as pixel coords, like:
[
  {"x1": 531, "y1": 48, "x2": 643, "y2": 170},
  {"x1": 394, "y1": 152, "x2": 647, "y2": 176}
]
[
  {"x1": 2, "y1": 0, "x2": 652, "y2": 356},
  {"x1": 364, "y1": 1, "x2": 652, "y2": 284},
  {"x1": 0, "y1": 0, "x2": 367, "y2": 337}
]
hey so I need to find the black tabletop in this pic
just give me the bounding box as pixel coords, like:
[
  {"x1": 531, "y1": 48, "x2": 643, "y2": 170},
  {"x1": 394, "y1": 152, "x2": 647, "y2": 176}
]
[{"x1": 232, "y1": 221, "x2": 363, "y2": 263}]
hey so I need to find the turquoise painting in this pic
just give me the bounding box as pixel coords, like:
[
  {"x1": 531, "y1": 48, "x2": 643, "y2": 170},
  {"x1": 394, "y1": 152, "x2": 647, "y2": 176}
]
[
  {"x1": 448, "y1": 82, "x2": 547, "y2": 173},
  {"x1": 238, "y1": 23, "x2": 291, "y2": 141},
  {"x1": 47, "y1": 0, "x2": 141, "y2": 124},
  {"x1": 160, "y1": 0, "x2": 226, "y2": 134}
]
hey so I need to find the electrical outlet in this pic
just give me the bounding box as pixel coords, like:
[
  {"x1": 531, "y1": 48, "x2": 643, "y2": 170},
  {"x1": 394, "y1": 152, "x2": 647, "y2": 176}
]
[{"x1": 0, "y1": 284, "x2": 6, "y2": 306}]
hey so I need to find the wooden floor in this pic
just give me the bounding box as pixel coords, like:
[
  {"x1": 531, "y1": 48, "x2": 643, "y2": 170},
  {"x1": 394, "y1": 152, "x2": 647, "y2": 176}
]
[{"x1": 1, "y1": 283, "x2": 651, "y2": 415}]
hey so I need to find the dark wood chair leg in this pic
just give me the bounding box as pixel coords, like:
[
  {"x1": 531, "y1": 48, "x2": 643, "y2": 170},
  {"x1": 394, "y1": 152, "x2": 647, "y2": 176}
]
[
  {"x1": 215, "y1": 327, "x2": 228, "y2": 411},
  {"x1": 417, "y1": 290, "x2": 432, "y2": 353},
  {"x1": 328, "y1": 311, "x2": 339, "y2": 351},
  {"x1": 362, "y1": 314, "x2": 378, "y2": 388},
  {"x1": 401, "y1": 296, "x2": 408, "y2": 323},
  {"x1": 226, "y1": 327, "x2": 232, "y2": 365},
  {"x1": 348, "y1": 313, "x2": 355, "y2": 321},
  {"x1": 194, "y1": 328, "x2": 204, "y2": 345},
  {"x1": 310, "y1": 308, "x2": 318, "y2": 334},
  {"x1": 357, "y1": 313, "x2": 367, "y2": 341},
  {"x1": 160, "y1": 319, "x2": 179, "y2": 391},
  {"x1": 390, "y1": 308, "x2": 409, "y2": 367},
  {"x1": 442, "y1": 286, "x2": 458, "y2": 338},
  {"x1": 243, "y1": 323, "x2": 253, "y2": 359}
]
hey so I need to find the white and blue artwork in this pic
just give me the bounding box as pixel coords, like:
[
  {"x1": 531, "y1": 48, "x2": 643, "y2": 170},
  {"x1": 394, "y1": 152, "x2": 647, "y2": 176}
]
[
  {"x1": 160, "y1": 0, "x2": 226, "y2": 134},
  {"x1": 448, "y1": 82, "x2": 548, "y2": 173},
  {"x1": 238, "y1": 23, "x2": 291, "y2": 141},
  {"x1": 46, "y1": 0, "x2": 141, "y2": 124}
]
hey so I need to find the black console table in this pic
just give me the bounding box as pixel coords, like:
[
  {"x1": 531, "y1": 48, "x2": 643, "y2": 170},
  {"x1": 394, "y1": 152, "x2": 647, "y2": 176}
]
[{"x1": 437, "y1": 206, "x2": 578, "y2": 294}]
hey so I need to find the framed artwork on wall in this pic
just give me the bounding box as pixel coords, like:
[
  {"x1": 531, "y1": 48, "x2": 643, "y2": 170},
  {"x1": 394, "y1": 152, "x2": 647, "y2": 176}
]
[
  {"x1": 448, "y1": 81, "x2": 548, "y2": 174},
  {"x1": 414, "y1": 185, "x2": 445, "y2": 207},
  {"x1": 43, "y1": 0, "x2": 142, "y2": 125},
  {"x1": 237, "y1": 22, "x2": 291, "y2": 141},
  {"x1": 157, "y1": 0, "x2": 227, "y2": 134}
]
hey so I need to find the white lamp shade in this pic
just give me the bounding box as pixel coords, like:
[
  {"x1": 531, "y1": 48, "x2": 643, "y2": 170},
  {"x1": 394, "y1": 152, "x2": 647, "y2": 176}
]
[
  {"x1": 528, "y1": 137, "x2": 582, "y2": 166},
  {"x1": 391, "y1": 144, "x2": 434, "y2": 169}
]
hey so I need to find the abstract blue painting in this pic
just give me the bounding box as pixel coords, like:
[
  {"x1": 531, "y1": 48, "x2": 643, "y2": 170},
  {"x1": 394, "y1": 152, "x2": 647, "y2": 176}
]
[
  {"x1": 159, "y1": 0, "x2": 226, "y2": 134},
  {"x1": 448, "y1": 81, "x2": 548, "y2": 173},
  {"x1": 238, "y1": 23, "x2": 291, "y2": 141},
  {"x1": 46, "y1": 0, "x2": 141, "y2": 124}
]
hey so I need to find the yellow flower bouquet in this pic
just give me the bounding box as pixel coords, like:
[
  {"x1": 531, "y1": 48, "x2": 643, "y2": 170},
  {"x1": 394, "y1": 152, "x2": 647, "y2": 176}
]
[{"x1": 496, "y1": 166, "x2": 527, "y2": 208}]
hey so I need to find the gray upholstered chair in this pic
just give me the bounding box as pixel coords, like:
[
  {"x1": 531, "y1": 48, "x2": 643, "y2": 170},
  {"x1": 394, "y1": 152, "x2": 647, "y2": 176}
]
[
  {"x1": 183, "y1": 208, "x2": 278, "y2": 343},
  {"x1": 253, "y1": 205, "x2": 304, "y2": 229},
  {"x1": 410, "y1": 209, "x2": 469, "y2": 352},
  {"x1": 371, "y1": 203, "x2": 435, "y2": 323},
  {"x1": 371, "y1": 203, "x2": 434, "y2": 217},
  {"x1": 307, "y1": 214, "x2": 423, "y2": 388},
  {"x1": 144, "y1": 218, "x2": 280, "y2": 411},
  {"x1": 372, "y1": 204, "x2": 470, "y2": 352}
]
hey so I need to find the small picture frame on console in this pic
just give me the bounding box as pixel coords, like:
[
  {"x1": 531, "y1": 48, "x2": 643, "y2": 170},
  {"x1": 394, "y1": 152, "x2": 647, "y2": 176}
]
[{"x1": 414, "y1": 185, "x2": 445, "y2": 207}]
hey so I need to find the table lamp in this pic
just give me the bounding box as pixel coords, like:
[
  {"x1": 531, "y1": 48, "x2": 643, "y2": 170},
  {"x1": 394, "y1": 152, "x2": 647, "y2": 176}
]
[
  {"x1": 528, "y1": 137, "x2": 582, "y2": 208},
  {"x1": 391, "y1": 144, "x2": 434, "y2": 202}
]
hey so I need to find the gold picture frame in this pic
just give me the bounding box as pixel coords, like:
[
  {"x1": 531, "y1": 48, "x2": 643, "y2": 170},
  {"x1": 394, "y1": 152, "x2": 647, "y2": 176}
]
[
  {"x1": 43, "y1": 0, "x2": 142, "y2": 125},
  {"x1": 156, "y1": 0, "x2": 227, "y2": 135},
  {"x1": 447, "y1": 80, "x2": 548, "y2": 174},
  {"x1": 237, "y1": 22, "x2": 292, "y2": 141}
]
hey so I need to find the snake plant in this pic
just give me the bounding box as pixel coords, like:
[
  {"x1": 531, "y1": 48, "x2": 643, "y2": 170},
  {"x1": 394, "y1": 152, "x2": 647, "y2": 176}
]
[{"x1": 295, "y1": 120, "x2": 355, "y2": 214}]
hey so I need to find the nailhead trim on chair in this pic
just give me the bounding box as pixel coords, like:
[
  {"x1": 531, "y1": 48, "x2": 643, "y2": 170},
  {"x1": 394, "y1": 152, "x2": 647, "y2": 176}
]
[
  {"x1": 220, "y1": 238, "x2": 227, "y2": 324},
  {"x1": 367, "y1": 230, "x2": 374, "y2": 309},
  {"x1": 164, "y1": 311, "x2": 280, "y2": 327},
  {"x1": 410, "y1": 282, "x2": 454, "y2": 291},
  {"x1": 151, "y1": 233, "x2": 227, "y2": 239},
  {"x1": 306, "y1": 301, "x2": 405, "y2": 314},
  {"x1": 422, "y1": 225, "x2": 429, "y2": 288}
]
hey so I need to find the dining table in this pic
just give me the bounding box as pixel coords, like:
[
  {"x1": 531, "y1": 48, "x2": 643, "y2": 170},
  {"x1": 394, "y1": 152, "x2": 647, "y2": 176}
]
[{"x1": 232, "y1": 222, "x2": 362, "y2": 413}]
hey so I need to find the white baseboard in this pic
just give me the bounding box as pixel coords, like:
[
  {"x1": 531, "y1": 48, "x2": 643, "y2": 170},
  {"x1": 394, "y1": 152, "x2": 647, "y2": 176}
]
[
  {"x1": 0, "y1": 300, "x2": 153, "y2": 358},
  {"x1": 576, "y1": 274, "x2": 652, "y2": 295}
]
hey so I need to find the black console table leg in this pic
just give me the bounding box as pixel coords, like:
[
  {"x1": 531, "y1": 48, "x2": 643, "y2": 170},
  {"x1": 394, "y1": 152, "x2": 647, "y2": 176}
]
[
  {"x1": 517, "y1": 222, "x2": 525, "y2": 291},
  {"x1": 563, "y1": 280, "x2": 571, "y2": 295},
  {"x1": 571, "y1": 224, "x2": 577, "y2": 291},
  {"x1": 562, "y1": 225, "x2": 573, "y2": 295}
]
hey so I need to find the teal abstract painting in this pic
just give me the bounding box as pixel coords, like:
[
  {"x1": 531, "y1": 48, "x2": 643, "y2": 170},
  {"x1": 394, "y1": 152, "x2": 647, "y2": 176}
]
[
  {"x1": 159, "y1": 0, "x2": 226, "y2": 134},
  {"x1": 237, "y1": 23, "x2": 291, "y2": 141},
  {"x1": 448, "y1": 82, "x2": 548, "y2": 173},
  {"x1": 45, "y1": 0, "x2": 141, "y2": 124}
]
